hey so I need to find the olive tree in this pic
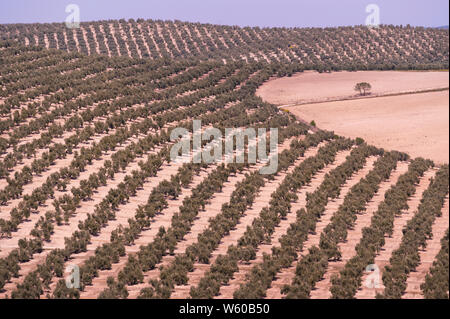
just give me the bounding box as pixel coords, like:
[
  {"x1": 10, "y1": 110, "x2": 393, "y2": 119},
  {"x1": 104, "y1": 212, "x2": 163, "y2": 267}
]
[{"x1": 354, "y1": 82, "x2": 372, "y2": 96}]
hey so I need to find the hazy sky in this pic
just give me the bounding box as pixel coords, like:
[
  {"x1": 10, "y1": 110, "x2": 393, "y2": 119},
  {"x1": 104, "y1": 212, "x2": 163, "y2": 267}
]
[{"x1": 0, "y1": 0, "x2": 448, "y2": 27}]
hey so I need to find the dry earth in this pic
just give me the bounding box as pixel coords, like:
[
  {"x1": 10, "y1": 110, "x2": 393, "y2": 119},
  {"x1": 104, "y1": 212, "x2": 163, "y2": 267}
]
[
  {"x1": 257, "y1": 71, "x2": 449, "y2": 164},
  {"x1": 286, "y1": 91, "x2": 449, "y2": 164},
  {"x1": 256, "y1": 70, "x2": 449, "y2": 105}
]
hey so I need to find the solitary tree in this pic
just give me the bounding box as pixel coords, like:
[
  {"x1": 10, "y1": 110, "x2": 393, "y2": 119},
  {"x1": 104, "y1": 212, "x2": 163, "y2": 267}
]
[{"x1": 354, "y1": 82, "x2": 372, "y2": 96}]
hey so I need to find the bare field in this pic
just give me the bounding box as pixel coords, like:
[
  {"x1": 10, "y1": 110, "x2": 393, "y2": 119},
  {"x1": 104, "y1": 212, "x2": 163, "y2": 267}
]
[
  {"x1": 257, "y1": 71, "x2": 449, "y2": 105},
  {"x1": 286, "y1": 91, "x2": 449, "y2": 164}
]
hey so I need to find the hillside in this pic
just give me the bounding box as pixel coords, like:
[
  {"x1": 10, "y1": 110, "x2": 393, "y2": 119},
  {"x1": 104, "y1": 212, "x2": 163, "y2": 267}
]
[
  {"x1": 0, "y1": 19, "x2": 449, "y2": 300},
  {"x1": 1, "y1": 19, "x2": 449, "y2": 70}
]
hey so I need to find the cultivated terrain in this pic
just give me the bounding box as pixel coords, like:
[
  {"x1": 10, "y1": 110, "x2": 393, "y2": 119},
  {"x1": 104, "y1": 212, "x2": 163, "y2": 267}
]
[{"x1": 0, "y1": 19, "x2": 448, "y2": 300}]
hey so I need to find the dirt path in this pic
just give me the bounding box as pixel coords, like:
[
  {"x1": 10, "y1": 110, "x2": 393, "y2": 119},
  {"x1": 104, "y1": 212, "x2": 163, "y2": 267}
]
[
  {"x1": 0, "y1": 141, "x2": 166, "y2": 297},
  {"x1": 309, "y1": 161, "x2": 410, "y2": 299},
  {"x1": 168, "y1": 139, "x2": 313, "y2": 299},
  {"x1": 263, "y1": 149, "x2": 354, "y2": 299},
  {"x1": 355, "y1": 168, "x2": 437, "y2": 299},
  {"x1": 126, "y1": 163, "x2": 260, "y2": 299},
  {"x1": 221, "y1": 151, "x2": 373, "y2": 299},
  {"x1": 267, "y1": 156, "x2": 379, "y2": 299},
  {"x1": 403, "y1": 196, "x2": 449, "y2": 299},
  {"x1": 78, "y1": 164, "x2": 217, "y2": 298}
]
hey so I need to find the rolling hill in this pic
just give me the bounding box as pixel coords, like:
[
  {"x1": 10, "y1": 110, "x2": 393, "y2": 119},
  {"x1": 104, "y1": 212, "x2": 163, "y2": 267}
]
[
  {"x1": 1, "y1": 19, "x2": 448, "y2": 70},
  {"x1": 0, "y1": 19, "x2": 448, "y2": 299}
]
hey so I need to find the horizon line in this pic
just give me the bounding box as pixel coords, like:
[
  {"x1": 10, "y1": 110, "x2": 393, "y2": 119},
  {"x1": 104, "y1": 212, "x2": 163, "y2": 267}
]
[{"x1": 0, "y1": 17, "x2": 448, "y2": 30}]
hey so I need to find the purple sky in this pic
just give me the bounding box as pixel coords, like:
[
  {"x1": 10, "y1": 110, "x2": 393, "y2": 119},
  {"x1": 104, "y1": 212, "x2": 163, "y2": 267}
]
[{"x1": 0, "y1": 0, "x2": 448, "y2": 27}]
